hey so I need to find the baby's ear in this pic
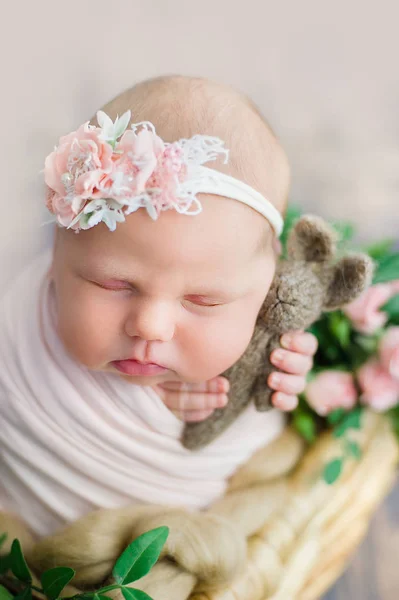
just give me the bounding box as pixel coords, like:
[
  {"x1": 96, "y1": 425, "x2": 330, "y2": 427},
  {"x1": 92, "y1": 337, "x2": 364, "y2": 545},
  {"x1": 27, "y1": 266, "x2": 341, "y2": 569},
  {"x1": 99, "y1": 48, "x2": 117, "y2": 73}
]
[
  {"x1": 324, "y1": 254, "x2": 374, "y2": 310},
  {"x1": 287, "y1": 215, "x2": 337, "y2": 262}
]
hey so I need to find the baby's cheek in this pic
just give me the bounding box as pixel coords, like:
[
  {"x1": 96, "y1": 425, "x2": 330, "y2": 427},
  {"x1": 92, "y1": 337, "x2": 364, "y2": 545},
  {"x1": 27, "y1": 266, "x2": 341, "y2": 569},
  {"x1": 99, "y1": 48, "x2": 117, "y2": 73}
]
[
  {"x1": 182, "y1": 311, "x2": 256, "y2": 381},
  {"x1": 218, "y1": 318, "x2": 256, "y2": 368},
  {"x1": 56, "y1": 298, "x2": 117, "y2": 369}
]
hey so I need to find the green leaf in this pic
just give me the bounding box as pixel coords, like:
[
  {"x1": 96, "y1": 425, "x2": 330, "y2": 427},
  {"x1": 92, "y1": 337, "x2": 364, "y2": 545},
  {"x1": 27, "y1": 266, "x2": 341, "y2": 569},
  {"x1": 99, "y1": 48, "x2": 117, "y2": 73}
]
[
  {"x1": 114, "y1": 111, "x2": 131, "y2": 140},
  {"x1": 0, "y1": 585, "x2": 14, "y2": 600},
  {"x1": 327, "y1": 408, "x2": 346, "y2": 425},
  {"x1": 332, "y1": 221, "x2": 355, "y2": 244},
  {"x1": 328, "y1": 312, "x2": 351, "y2": 348},
  {"x1": 373, "y1": 252, "x2": 399, "y2": 284},
  {"x1": 324, "y1": 345, "x2": 341, "y2": 361},
  {"x1": 323, "y1": 458, "x2": 344, "y2": 484},
  {"x1": 0, "y1": 553, "x2": 11, "y2": 576},
  {"x1": 381, "y1": 294, "x2": 399, "y2": 319},
  {"x1": 333, "y1": 407, "x2": 363, "y2": 438},
  {"x1": 353, "y1": 334, "x2": 379, "y2": 354},
  {"x1": 41, "y1": 567, "x2": 75, "y2": 600},
  {"x1": 10, "y1": 541, "x2": 32, "y2": 584},
  {"x1": 387, "y1": 405, "x2": 399, "y2": 443},
  {"x1": 280, "y1": 205, "x2": 302, "y2": 258},
  {"x1": 366, "y1": 239, "x2": 395, "y2": 260},
  {"x1": 293, "y1": 411, "x2": 316, "y2": 443},
  {"x1": 113, "y1": 526, "x2": 169, "y2": 585},
  {"x1": 0, "y1": 533, "x2": 7, "y2": 550},
  {"x1": 345, "y1": 440, "x2": 362, "y2": 460},
  {"x1": 14, "y1": 587, "x2": 32, "y2": 600},
  {"x1": 121, "y1": 588, "x2": 153, "y2": 600}
]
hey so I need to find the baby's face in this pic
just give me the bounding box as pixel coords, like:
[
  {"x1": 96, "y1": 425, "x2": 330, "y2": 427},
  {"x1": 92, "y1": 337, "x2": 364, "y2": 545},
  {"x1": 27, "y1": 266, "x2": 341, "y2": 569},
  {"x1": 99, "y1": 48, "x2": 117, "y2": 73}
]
[{"x1": 50, "y1": 195, "x2": 277, "y2": 386}]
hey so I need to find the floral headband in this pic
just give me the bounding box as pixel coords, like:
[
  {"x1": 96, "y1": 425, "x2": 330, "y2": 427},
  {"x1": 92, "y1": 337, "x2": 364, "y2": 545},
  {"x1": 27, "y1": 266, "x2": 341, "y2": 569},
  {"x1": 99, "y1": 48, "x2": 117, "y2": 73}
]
[{"x1": 43, "y1": 110, "x2": 284, "y2": 236}]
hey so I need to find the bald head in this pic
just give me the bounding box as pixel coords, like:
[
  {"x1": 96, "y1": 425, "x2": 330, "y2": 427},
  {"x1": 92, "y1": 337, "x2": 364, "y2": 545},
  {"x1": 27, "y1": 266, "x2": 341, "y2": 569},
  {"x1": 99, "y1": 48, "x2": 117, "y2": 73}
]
[{"x1": 94, "y1": 75, "x2": 290, "y2": 214}]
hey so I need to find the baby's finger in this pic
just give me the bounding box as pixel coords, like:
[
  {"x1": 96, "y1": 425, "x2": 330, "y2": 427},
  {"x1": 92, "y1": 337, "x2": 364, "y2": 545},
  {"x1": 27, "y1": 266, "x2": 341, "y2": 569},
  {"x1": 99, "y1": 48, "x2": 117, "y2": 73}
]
[
  {"x1": 159, "y1": 378, "x2": 229, "y2": 393},
  {"x1": 271, "y1": 392, "x2": 298, "y2": 411},
  {"x1": 173, "y1": 409, "x2": 215, "y2": 422},
  {"x1": 270, "y1": 348, "x2": 313, "y2": 375},
  {"x1": 280, "y1": 331, "x2": 318, "y2": 356},
  {"x1": 161, "y1": 390, "x2": 228, "y2": 411},
  {"x1": 268, "y1": 372, "x2": 306, "y2": 395}
]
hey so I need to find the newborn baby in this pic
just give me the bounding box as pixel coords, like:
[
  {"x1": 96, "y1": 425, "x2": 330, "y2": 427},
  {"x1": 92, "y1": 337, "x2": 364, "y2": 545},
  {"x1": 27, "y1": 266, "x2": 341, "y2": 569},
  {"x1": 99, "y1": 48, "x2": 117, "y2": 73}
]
[{"x1": 0, "y1": 75, "x2": 316, "y2": 539}]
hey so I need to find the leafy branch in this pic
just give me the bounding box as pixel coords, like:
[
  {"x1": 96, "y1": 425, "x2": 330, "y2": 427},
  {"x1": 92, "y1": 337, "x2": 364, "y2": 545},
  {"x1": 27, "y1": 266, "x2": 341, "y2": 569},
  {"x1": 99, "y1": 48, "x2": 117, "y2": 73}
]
[{"x1": 0, "y1": 526, "x2": 169, "y2": 600}]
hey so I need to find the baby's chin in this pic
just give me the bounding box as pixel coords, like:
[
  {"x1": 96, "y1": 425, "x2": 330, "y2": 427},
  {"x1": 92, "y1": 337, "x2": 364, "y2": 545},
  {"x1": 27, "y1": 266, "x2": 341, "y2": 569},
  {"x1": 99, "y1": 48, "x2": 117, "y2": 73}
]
[{"x1": 118, "y1": 372, "x2": 175, "y2": 386}]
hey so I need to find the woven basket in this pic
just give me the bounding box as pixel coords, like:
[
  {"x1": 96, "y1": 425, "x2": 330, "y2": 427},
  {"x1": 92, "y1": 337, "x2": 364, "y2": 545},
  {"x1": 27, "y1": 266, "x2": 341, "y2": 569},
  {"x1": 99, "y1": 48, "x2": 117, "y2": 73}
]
[{"x1": 190, "y1": 410, "x2": 398, "y2": 600}]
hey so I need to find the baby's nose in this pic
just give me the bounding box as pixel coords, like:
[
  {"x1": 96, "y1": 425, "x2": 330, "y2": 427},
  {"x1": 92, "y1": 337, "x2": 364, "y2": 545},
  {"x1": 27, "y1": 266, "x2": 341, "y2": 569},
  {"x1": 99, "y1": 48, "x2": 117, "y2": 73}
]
[{"x1": 125, "y1": 299, "x2": 175, "y2": 342}]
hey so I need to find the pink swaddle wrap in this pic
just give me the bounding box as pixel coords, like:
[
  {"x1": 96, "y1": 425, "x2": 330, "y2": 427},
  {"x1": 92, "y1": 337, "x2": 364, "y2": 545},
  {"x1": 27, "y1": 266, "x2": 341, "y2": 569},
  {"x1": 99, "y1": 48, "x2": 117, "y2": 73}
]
[{"x1": 0, "y1": 250, "x2": 285, "y2": 537}]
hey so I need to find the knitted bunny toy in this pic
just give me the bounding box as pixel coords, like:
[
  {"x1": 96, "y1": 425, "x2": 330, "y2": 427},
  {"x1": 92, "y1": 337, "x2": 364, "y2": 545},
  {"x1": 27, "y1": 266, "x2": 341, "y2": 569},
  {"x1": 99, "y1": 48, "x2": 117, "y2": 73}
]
[{"x1": 182, "y1": 215, "x2": 373, "y2": 450}]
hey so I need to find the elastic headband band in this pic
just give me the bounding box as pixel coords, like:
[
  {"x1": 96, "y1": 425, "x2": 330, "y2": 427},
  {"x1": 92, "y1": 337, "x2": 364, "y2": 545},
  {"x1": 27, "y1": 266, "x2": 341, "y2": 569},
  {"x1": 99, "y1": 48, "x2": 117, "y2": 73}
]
[{"x1": 193, "y1": 166, "x2": 283, "y2": 236}]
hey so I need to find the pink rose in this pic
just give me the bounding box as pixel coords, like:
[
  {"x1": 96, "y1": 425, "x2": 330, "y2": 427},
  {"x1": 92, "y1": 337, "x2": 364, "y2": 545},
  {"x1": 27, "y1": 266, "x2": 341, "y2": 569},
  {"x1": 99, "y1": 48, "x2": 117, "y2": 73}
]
[
  {"x1": 343, "y1": 281, "x2": 399, "y2": 334},
  {"x1": 44, "y1": 121, "x2": 114, "y2": 221},
  {"x1": 379, "y1": 327, "x2": 399, "y2": 381},
  {"x1": 108, "y1": 128, "x2": 164, "y2": 197},
  {"x1": 357, "y1": 359, "x2": 399, "y2": 412},
  {"x1": 305, "y1": 371, "x2": 358, "y2": 416},
  {"x1": 73, "y1": 170, "x2": 108, "y2": 209}
]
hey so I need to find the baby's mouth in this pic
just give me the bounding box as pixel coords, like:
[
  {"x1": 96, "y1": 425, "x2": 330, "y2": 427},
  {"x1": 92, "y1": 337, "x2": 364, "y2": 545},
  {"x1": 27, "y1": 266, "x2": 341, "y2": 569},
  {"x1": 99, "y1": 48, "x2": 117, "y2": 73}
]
[{"x1": 112, "y1": 359, "x2": 169, "y2": 377}]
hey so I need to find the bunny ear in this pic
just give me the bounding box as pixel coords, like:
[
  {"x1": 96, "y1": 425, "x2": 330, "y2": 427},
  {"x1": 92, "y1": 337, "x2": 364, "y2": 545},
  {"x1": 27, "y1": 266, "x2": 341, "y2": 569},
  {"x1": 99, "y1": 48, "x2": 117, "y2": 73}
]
[
  {"x1": 287, "y1": 215, "x2": 337, "y2": 262},
  {"x1": 324, "y1": 254, "x2": 374, "y2": 310}
]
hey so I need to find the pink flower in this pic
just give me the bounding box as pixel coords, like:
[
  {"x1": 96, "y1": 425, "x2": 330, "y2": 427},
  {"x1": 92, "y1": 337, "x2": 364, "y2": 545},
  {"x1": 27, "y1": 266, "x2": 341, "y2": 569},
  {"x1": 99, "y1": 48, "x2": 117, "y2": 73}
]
[
  {"x1": 43, "y1": 111, "x2": 230, "y2": 231},
  {"x1": 112, "y1": 128, "x2": 165, "y2": 197},
  {"x1": 145, "y1": 142, "x2": 188, "y2": 213},
  {"x1": 44, "y1": 121, "x2": 114, "y2": 222},
  {"x1": 47, "y1": 193, "x2": 80, "y2": 230},
  {"x1": 73, "y1": 170, "x2": 108, "y2": 208},
  {"x1": 357, "y1": 359, "x2": 399, "y2": 412},
  {"x1": 379, "y1": 327, "x2": 399, "y2": 381},
  {"x1": 343, "y1": 281, "x2": 399, "y2": 334},
  {"x1": 305, "y1": 371, "x2": 358, "y2": 416}
]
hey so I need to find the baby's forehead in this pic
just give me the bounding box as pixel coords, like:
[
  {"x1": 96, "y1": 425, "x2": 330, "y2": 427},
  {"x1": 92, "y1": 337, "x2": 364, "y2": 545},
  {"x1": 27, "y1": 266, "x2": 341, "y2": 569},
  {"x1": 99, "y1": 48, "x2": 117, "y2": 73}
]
[{"x1": 58, "y1": 195, "x2": 272, "y2": 273}]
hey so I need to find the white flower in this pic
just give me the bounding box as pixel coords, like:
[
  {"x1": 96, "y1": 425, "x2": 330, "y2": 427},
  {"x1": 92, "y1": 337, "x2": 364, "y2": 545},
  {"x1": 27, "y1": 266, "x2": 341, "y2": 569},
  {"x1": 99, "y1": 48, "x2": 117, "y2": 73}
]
[
  {"x1": 79, "y1": 198, "x2": 126, "y2": 231},
  {"x1": 96, "y1": 110, "x2": 131, "y2": 144},
  {"x1": 124, "y1": 193, "x2": 159, "y2": 221},
  {"x1": 101, "y1": 208, "x2": 126, "y2": 231}
]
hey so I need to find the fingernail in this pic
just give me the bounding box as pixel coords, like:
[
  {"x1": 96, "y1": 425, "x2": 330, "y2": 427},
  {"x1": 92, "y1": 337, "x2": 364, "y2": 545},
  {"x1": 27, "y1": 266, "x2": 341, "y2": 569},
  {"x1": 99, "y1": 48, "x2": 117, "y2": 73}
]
[
  {"x1": 272, "y1": 393, "x2": 283, "y2": 409},
  {"x1": 269, "y1": 373, "x2": 281, "y2": 387},
  {"x1": 218, "y1": 379, "x2": 230, "y2": 393},
  {"x1": 218, "y1": 394, "x2": 228, "y2": 407},
  {"x1": 285, "y1": 396, "x2": 298, "y2": 411},
  {"x1": 281, "y1": 334, "x2": 293, "y2": 349},
  {"x1": 271, "y1": 349, "x2": 285, "y2": 365}
]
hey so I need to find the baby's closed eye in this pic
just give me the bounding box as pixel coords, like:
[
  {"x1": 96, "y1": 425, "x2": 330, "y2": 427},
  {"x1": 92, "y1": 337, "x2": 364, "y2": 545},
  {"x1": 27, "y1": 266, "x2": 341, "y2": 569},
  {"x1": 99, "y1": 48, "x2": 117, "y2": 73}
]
[
  {"x1": 183, "y1": 295, "x2": 224, "y2": 308},
  {"x1": 89, "y1": 279, "x2": 227, "y2": 311}
]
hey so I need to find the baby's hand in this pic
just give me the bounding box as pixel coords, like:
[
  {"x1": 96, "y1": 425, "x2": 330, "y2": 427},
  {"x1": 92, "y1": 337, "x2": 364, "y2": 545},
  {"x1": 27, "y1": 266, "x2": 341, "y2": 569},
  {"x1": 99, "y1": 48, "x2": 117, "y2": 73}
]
[
  {"x1": 154, "y1": 330, "x2": 317, "y2": 421},
  {"x1": 153, "y1": 378, "x2": 230, "y2": 422},
  {"x1": 268, "y1": 330, "x2": 318, "y2": 412}
]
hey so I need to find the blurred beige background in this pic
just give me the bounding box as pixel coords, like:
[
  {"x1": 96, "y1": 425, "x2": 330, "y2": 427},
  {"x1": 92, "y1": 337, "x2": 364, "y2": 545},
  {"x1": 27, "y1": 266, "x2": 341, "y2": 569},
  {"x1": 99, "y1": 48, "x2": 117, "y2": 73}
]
[{"x1": 1, "y1": 1, "x2": 398, "y2": 596}]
